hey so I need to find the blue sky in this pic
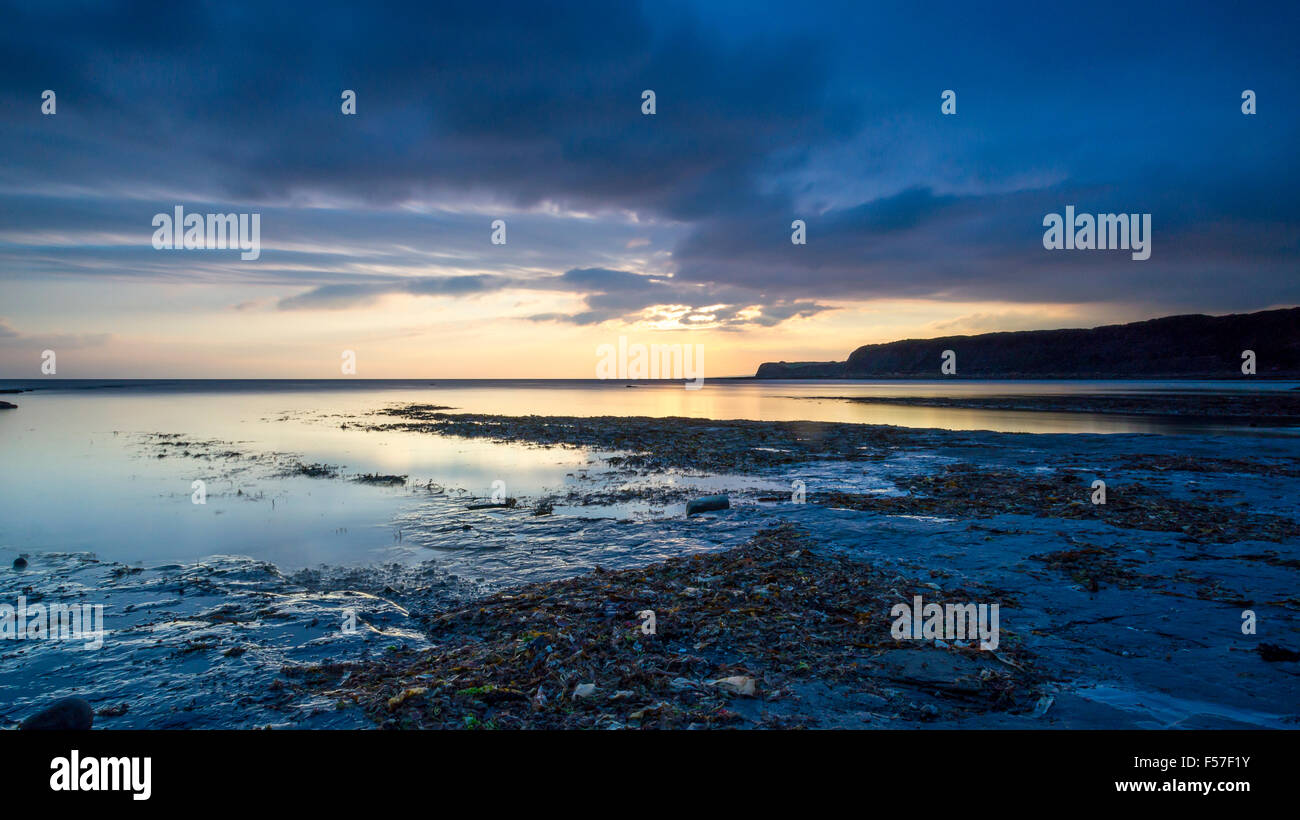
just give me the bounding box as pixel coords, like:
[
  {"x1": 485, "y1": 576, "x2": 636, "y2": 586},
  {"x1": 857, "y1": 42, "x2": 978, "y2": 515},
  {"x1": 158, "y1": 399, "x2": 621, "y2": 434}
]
[{"x1": 1, "y1": 0, "x2": 1296, "y2": 377}]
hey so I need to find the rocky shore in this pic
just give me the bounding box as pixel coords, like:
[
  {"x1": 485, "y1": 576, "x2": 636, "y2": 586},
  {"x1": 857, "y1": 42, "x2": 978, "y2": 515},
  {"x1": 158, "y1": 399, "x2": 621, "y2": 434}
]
[
  {"x1": 796, "y1": 392, "x2": 1300, "y2": 422},
  {"x1": 289, "y1": 525, "x2": 1047, "y2": 729},
  {"x1": 6, "y1": 406, "x2": 1299, "y2": 729},
  {"x1": 290, "y1": 406, "x2": 1300, "y2": 729}
]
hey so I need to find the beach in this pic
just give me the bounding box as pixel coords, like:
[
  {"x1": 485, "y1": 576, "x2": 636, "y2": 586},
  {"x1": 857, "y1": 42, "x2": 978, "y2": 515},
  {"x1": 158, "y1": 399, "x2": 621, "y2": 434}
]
[{"x1": 1, "y1": 381, "x2": 1298, "y2": 729}]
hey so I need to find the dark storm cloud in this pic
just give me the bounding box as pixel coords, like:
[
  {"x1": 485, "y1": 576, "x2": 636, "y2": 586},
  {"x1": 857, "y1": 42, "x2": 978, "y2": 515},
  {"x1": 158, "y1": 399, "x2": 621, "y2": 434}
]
[
  {"x1": 672, "y1": 171, "x2": 1300, "y2": 310},
  {"x1": 1, "y1": 0, "x2": 1297, "y2": 323},
  {"x1": 0, "y1": 0, "x2": 850, "y2": 220}
]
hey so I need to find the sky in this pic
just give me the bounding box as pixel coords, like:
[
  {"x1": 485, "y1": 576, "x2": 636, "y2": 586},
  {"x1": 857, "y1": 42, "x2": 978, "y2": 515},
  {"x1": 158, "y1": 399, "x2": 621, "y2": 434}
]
[{"x1": 0, "y1": 0, "x2": 1296, "y2": 378}]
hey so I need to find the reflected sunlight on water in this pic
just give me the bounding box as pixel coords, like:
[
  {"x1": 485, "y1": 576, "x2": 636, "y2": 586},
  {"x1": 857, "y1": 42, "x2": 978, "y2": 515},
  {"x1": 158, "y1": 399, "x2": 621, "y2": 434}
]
[{"x1": 1, "y1": 379, "x2": 1294, "y2": 567}]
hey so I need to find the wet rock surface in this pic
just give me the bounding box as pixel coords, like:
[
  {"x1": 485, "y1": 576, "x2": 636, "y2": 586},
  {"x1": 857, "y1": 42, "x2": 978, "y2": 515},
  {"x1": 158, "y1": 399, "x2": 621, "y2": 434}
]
[{"x1": 0, "y1": 553, "x2": 482, "y2": 729}]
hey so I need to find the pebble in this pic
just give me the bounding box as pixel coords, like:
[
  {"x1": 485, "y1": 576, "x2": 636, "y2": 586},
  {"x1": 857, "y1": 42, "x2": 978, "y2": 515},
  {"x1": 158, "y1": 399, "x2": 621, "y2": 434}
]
[{"x1": 712, "y1": 675, "x2": 757, "y2": 696}]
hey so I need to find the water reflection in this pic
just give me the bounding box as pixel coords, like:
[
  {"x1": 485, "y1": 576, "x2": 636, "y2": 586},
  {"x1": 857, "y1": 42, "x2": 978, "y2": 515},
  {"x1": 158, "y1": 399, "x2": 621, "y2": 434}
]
[{"x1": 1, "y1": 379, "x2": 1294, "y2": 567}]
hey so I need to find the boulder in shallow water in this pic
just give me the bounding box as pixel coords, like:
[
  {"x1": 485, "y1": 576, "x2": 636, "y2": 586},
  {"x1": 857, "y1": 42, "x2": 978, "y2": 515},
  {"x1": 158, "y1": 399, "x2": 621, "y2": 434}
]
[
  {"x1": 686, "y1": 495, "x2": 730, "y2": 516},
  {"x1": 19, "y1": 697, "x2": 94, "y2": 730}
]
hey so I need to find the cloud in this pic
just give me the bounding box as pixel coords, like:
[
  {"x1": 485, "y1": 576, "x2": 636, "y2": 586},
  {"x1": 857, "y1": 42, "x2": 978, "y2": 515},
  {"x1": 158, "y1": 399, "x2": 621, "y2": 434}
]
[
  {"x1": 0, "y1": 0, "x2": 856, "y2": 222},
  {"x1": 275, "y1": 265, "x2": 834, "y2": 329},
  {"x1": 671, "y1": 176, "x2": 1300, "y2": 311},
  {"x1": 1, "y1": 0, "x2": 1297, "y2": 331},
  {"x1": 0, "y1": 319, "x2": 110, "y2": 349}
]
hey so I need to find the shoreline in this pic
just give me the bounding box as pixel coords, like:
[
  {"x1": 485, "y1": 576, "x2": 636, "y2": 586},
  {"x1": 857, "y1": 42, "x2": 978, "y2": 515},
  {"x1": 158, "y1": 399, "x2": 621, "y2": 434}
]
[
  {"x1": 300, "y1": 407, "x2": 1300, "y2": 728},
  {"x1": 4, "y1": 406, "x2": 1298, "y2": 729},
  {"x1": 789, "y1": 393, "x2": 1300, "y2": 423}
]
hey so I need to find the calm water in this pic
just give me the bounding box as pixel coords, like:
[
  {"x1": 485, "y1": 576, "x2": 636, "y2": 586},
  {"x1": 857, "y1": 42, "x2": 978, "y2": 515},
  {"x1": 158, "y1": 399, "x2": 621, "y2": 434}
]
[
  {"x1": 3, "y1": 377, "x2": 1296, "y2": 429},
  {"x1": 1, "y1": 379, "x2": 1295, "y2": 568}
]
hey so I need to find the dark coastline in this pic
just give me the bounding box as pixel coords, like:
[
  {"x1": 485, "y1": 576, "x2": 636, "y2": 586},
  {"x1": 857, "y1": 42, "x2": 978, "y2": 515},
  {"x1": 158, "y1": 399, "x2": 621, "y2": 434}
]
[{"x1": 755, "y1": 307, "x2": 1300, "y2": 379}]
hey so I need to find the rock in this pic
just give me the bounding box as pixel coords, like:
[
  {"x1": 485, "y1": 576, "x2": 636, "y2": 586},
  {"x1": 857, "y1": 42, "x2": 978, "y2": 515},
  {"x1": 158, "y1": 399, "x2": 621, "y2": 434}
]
[
  {"x1": 686, "y1": 494, "x2": 730, "y2": 516},
  {"x1": 386, "y1": 687, "x2": 428, "y2": 710},
  {"x1": 96, "y1": 702, "x2": 130, "y2": 718},
  {"x1": 572, "y1": 683, "x2": 597, "y2": 699},
  {"x1": 0, "y1": 401, "x2": 17, "y2": 410},
  {"x1": 873, "y1": 648, "x2": 994, "y2": 692},
  {"x1": 712, "y1": 675, "x2": 757, "y2": 696},
  {"x1": 19, "y1": 697, "x2": 94, "y2": 730},
  {"x1": 12, "y1": 557, "x2": 27, "y2": 570},
  {"x1": 1258, "y1": 643, "x2": 1300, "y2": 662}
]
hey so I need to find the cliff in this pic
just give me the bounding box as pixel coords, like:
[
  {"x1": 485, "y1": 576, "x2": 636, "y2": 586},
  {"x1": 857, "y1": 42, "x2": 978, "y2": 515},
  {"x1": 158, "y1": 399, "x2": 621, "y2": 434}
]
[{"x1": 755, "y1": 307, "x2": 1300, "y2": 378}]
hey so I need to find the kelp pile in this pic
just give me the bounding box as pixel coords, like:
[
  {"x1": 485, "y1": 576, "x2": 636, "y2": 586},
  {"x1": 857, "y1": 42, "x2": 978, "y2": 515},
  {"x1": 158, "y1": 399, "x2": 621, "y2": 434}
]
[
  {"x1": 816, "y1": 392, "x2": 1300, "y2": 421},
  {"x1": 364, "y1": 408, "x2": 916, "y2": 472},
  {"x1": 820, "y1": 464, "x2": 1300, "y2": 544},
  {"x1": 285, "y1": 525, "x2": 1044, "y2": 729},
  {"x1": 1031, "y1": 544, "x2": 1150, "y2": 591}
]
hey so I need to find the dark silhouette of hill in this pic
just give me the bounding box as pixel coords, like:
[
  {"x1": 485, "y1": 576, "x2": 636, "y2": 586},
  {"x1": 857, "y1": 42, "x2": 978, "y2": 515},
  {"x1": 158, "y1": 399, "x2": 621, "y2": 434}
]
[{"x1": 755, "y1": 307, "x2": 1300, "y2": 378}]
